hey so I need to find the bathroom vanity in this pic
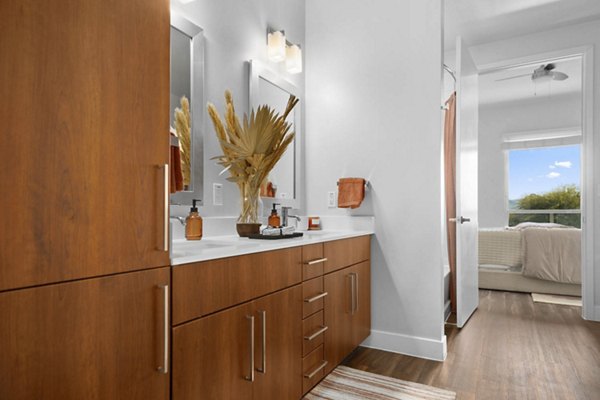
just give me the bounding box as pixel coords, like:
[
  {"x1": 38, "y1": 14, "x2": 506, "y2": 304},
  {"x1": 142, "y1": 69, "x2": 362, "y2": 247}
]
[{"x1": 170, "y1": 233, "x2": 371, "y2": 399}]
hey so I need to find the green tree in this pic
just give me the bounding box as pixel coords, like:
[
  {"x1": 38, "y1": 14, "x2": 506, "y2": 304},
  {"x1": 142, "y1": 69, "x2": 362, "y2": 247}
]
[
  {"x1": 509, "y1": 185, "x2": 580, "y2": 228},
  {"x1": 516, "y1": 185, "x2": 580, "y2": 210}
]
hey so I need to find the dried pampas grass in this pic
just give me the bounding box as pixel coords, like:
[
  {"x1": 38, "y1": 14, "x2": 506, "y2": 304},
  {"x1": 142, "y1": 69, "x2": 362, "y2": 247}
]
[{"x1": 174, "y1": 96, "x2": 191, "y2": 187}]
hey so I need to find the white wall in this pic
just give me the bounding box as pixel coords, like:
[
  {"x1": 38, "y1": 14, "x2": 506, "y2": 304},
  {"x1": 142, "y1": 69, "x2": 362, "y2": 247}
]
[
  {"x1": 479, "y1": 93, "x2": 582, "y2": 228},
  {"x1": 469, "y1": 19, "x2": 600, "y2": 318},
  {"x1": 170, "y1": 0, "x2": 305, "y2": 217},
  {"x1": 306, "y1": 0, "x2": 447, "y2": 359}
]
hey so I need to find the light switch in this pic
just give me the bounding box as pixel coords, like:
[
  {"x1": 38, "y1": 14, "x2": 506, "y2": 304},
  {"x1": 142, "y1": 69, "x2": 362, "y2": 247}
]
[
  {"x1": 328, "y1": 191, "x2": 336, "y2": 208},
  {"x1": 213, "y1": 183, "x2": 223, "y2": 206}
]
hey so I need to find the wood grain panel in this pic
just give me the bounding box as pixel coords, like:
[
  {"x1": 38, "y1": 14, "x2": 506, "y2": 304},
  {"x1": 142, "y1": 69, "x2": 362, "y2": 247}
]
[
  {"x1": 172, "y1": 301, "x2": 253, "y2": 400},
  {"x1": 0, "y1": 268, "x2": 170, "y2": 400},
  {"x1": 302, "y1": 276, "x2": 325, "y2": 319},
  {"x1": 302, "y1": 345, "x2": 326, "y2": 395},
  {"x1": 323, "y1": 267, "x2": 354, "y2": 375},
  {"x1": 302, "y1": 243, "x2": 325, "y2": 281},
  {"x1": 303, "y1": 310, "x2": 325, "y2": 357},
  {"x1": 254, "y1": 286, "x2": 302, "y2": 400},
  {"x1": 172, "y1": 248, "x2": 302, "y2": 324},
  {"x1": 324, "y1": 236, "x2": 370, "y2": 274},
  {"x1": 0, "y1": 0, "x2": 170, "y2": 291},
  {"x1": 352, "y1": 261, "x2": 371, "y2": 346}
]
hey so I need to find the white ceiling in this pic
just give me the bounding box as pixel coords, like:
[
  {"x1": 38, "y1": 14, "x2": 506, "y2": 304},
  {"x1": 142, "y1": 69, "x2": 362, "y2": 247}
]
[
  {"x1": 445, "y1": 0, "x2": 600, "y2": 49},
  {"x1": 479, "y1": 57, "x2": 582, "y2": 105}
]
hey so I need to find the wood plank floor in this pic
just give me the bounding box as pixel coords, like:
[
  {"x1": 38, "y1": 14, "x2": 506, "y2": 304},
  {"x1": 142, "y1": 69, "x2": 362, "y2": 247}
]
[{"x1": 343, "y1": 290, "x2": 600, "y2": 400}]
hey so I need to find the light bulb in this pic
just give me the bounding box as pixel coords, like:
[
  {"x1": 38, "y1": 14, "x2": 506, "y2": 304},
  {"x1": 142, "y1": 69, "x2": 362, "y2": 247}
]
[
  {"x1": 267, "y1": 30, "x2": 286, "y2": 63},
  {"x1": 285, "y1": 44, "x2": 302, "y2": 74}
]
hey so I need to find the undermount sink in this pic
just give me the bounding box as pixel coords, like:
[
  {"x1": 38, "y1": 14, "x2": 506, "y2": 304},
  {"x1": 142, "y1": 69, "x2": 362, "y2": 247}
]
[{"x1": 170, "y1": 239, "x2": 254, "y2": 258}]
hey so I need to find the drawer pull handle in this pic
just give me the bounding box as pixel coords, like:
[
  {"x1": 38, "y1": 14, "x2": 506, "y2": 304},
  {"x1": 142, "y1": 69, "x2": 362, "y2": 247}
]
[
  {"x1": 304, "y1": 361, "x2": 328, "y2": 379},
  {"x1": 305, "y1": 257, "x2": 328, "y2": 265},
  {"x1": 304, "y1": 325, "x2": 328, "y2": 341},
  {"x1": 304, "y1": 292, "x2": 328, "y2": 303}
]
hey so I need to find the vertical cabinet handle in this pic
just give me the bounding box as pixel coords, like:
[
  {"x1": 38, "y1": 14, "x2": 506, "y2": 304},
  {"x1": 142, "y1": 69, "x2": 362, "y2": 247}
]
[
  {"x1": 245, "y1": 315, "x2": 255, "y2": 382},
  {"x1": 157, "y1": 284, "x2": 169, "y2": 374},
  {"x1": 257, "y1": 310, "x2": 266, "y2": 374},
  {"x1": 349, "y1": 273, "x2": 357, "y2": 315},
  {"x1": 162, "y1": 164, "x2": 169, "y2": 252},
  {"x1": 354, "y1": 272, "x2": 359, "y2": 313}
]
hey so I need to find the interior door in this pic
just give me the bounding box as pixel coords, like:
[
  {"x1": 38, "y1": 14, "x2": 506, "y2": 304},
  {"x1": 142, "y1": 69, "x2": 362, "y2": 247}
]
[{"x1": 455, "y1": 37, "x2": 479, "y2": 328}]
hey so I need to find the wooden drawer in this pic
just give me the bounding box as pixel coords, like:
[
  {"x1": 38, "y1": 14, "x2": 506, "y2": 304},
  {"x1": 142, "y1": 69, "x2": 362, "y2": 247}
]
[
  {"x1": 324, "y1": 236, "x2": 370, "y2": 274},
  {"x1": 302, "y1": 344, "x2": 327, "y2": 395},
  {"x1": 302, "y1": 243, "x2": 326, "y2": 281},
  {"x1": 302, "y1": 277, "x2": 326, "y2": 319},
  {"x1": 303, "y1": 310, "x2": 326, "y2": 357},
  {"x1": 172, "y1": 247, "x2": 302, "y2": 325}
]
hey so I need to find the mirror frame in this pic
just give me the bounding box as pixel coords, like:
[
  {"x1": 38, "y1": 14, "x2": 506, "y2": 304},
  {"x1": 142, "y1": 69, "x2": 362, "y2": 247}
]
[
  {"x1": 248, "y1": 60, "x2": 303, "y2": 210},
  {"x1": 170, "y1": 13, "x2": 205, "y2": 206}
]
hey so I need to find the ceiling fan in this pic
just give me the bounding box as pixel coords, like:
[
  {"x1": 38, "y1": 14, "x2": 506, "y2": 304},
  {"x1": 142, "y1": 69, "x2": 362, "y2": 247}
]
[{"x1": 496, "y1": 63, "x2": 569, "y2": 82}]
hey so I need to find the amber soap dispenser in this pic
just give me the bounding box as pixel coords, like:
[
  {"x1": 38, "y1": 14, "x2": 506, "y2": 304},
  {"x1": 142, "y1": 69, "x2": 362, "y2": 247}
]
[
  {"x1": 185, "y1": 199, "x2": 203, "y2": 240},
  {"x1": 268, "y1": 203, "x2": 281, "y2": 227}
]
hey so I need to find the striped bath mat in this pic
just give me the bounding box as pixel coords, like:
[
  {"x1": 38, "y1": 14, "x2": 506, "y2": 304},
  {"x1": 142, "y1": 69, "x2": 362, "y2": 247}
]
[{"x1": 304, "y1": 366, "x2": 456, "y2": 400}]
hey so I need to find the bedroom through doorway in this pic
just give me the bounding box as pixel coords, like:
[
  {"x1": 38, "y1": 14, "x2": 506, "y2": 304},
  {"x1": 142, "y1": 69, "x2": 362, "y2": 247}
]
[{"x1": 477, "y1": 54, "x2": 585, "y2": 309}]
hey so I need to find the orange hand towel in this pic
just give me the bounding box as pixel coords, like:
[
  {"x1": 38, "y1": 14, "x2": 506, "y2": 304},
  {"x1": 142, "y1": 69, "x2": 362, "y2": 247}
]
[
  {"x1": 170, "y1": 132, "x2": 184, "y2": 193},
  {"x1": 337, "y1": 178, "x2": 366, "y2": 209}
]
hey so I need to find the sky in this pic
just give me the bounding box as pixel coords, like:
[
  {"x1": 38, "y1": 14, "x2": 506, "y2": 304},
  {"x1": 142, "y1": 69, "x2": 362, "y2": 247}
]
[{"x1": 508, "y1": 145, "x2": 580, "y2": 201}]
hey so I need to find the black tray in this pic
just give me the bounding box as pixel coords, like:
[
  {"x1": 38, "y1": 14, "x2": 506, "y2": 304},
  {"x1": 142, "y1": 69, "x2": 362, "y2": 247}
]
[{"x1": 248, "y1": 232, "x2": 304, "y2": 240}]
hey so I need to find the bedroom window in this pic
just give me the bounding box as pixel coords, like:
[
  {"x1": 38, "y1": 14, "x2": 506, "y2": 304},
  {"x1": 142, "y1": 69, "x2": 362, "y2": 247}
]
[{"x1": 507, "y1": 145, "x2": 581, "y2": 228}]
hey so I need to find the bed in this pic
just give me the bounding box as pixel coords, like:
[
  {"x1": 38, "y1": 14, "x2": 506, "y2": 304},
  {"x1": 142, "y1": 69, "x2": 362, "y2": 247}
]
[{"x1": 478, "y1": 224, "x2": 581, "y2": 296}]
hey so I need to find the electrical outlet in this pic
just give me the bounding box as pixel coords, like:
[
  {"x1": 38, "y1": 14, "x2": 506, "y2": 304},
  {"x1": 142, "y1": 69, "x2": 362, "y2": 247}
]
[
  {"x1": 213, "y1": 183, "x2": 223, "y2": 206},
  {"x1": 327, "y1": 191, "x2": 336, "y2": 208}
]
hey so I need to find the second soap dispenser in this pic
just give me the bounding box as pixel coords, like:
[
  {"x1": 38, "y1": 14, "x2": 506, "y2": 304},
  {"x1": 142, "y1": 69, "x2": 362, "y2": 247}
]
[
  {"x1": 268, "y1": 203, "x2": 281, "y2": 227},
  {"x1": 185, "y1": 199, "x2": 203, "y2": 240}
]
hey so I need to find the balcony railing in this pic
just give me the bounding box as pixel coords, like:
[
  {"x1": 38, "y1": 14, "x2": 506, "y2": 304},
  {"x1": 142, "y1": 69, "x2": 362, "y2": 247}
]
[{"x1": 508, "y1": 209, "x2": 581, "y2": 228}]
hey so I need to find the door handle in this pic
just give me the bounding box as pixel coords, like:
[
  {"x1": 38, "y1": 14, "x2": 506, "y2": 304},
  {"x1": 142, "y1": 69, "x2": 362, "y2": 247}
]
[
  {"x1": 159, "y1": 164, "x2": 169, "y2": 251},
  {"x1": 304, "y1": 292, "x2": 328, "y2": 303},
  {"x1": 304, "y1": 257, "x2": 328, "y2": 265},
  {"x1": 157, "y1": 284, "x2": 169, "y2": 374},
  {"x1": 349, "y1": 273, "x2": 357, "y2": 315},
  {"x1": 449, "y1": 216, "x2": 471, "y2": 224},
  {"x1": 257, "y1": 310, "x2": 266, "y2": 374},
  {"x1": 245, "y1": 315, "x2": 255, "y2": 382}
]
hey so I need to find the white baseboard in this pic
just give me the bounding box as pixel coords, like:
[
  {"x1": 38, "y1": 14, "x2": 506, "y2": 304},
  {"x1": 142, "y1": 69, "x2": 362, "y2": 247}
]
[{"x1": 361, "y1": 329, "x2": 447, "y2": 361}]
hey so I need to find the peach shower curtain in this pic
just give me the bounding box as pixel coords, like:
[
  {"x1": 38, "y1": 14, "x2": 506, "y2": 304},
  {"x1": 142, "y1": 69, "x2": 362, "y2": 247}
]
[{"x1": 444, "y1": 92, "x2": 457, "y2": 313}]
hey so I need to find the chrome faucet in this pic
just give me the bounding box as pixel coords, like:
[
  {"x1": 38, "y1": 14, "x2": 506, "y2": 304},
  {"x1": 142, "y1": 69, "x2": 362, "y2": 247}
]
[
  {"x1": 281, "y1": 207, "x2": 301, "y2": 227},
  {"x1": 170, "y1": 216, "x2": 186, "y2": 226}
]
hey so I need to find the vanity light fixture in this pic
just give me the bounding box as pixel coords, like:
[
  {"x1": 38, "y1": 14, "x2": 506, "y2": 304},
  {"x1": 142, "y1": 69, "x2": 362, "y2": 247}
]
[
  {"x1": 267, "y1": 30, "x2": 286, "y2": 62},
  {"x1": 266, "y1": 29, "x2": 303, "y2": 74},
  {"x1": 285, "y1": 43, "x2": 302, "y2": 74}
]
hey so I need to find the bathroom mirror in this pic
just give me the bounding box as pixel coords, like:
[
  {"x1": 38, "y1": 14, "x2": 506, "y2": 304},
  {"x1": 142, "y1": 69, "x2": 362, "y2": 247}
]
[
  {"x1": 249, "y1": 60, "x2": 303, "y2": 209},
  {"x1": 170, "y1": 14, "x2": 205, "y2": 205}
]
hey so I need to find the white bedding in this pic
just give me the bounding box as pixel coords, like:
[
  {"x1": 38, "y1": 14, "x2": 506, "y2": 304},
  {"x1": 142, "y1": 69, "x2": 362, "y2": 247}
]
[{"x1": 522, "y1": 228, "x2": 581, "y2": 284}]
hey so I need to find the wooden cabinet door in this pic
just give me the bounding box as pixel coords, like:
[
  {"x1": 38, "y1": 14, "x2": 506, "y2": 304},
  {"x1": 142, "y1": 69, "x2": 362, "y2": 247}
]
[
  {"x1": 323, "y1": 267, "x2": 354, "y2": 374},
  {"x1": 0, "y1": 268, "x2": 170, "y2": 400},
  {"x1": 172, "y1": 302, "x2": 254, "y2": 400},
  {"x1": 351, "y1": 261, "x2": 371, "y2": 346},
  {"x1": 0, "y1": 0, "x2": 170, "y2": 291},
  {"x1": 253, "y1": 286, "x2": 302, "y2": 400}
]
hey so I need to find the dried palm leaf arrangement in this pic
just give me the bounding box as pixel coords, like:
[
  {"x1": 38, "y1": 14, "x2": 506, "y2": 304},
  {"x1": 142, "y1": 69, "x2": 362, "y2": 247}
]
[
  {"x1": 174, "y1": 96, "x2": 191, "y2": 188},
  {"x1": 207, "y1": 90, "x2": 298, "y2": 236}
]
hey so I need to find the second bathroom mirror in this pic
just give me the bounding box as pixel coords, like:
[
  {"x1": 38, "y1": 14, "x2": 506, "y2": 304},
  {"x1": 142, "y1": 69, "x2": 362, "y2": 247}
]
[
  {"x1": 249, "y1": 60, "x2": 303, "y2": 209},
  {"x1": 170, "y1": 13, "x2": 205, "y2": 205}
]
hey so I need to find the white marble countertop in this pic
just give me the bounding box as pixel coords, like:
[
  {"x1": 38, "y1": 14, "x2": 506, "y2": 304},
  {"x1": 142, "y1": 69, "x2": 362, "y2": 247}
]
[{"x1": 170, "y1": 229, "x2": 374, "y2": 266}]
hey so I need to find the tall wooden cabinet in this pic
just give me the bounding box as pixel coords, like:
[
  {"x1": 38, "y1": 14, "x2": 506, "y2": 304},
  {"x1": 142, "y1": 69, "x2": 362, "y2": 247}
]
[
  {"x1": 0, "y1": 0, "x2": 171, "y2": 398},
  {"x1": 0, "y1": 0, "x2": 170, "y2": 292}
]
